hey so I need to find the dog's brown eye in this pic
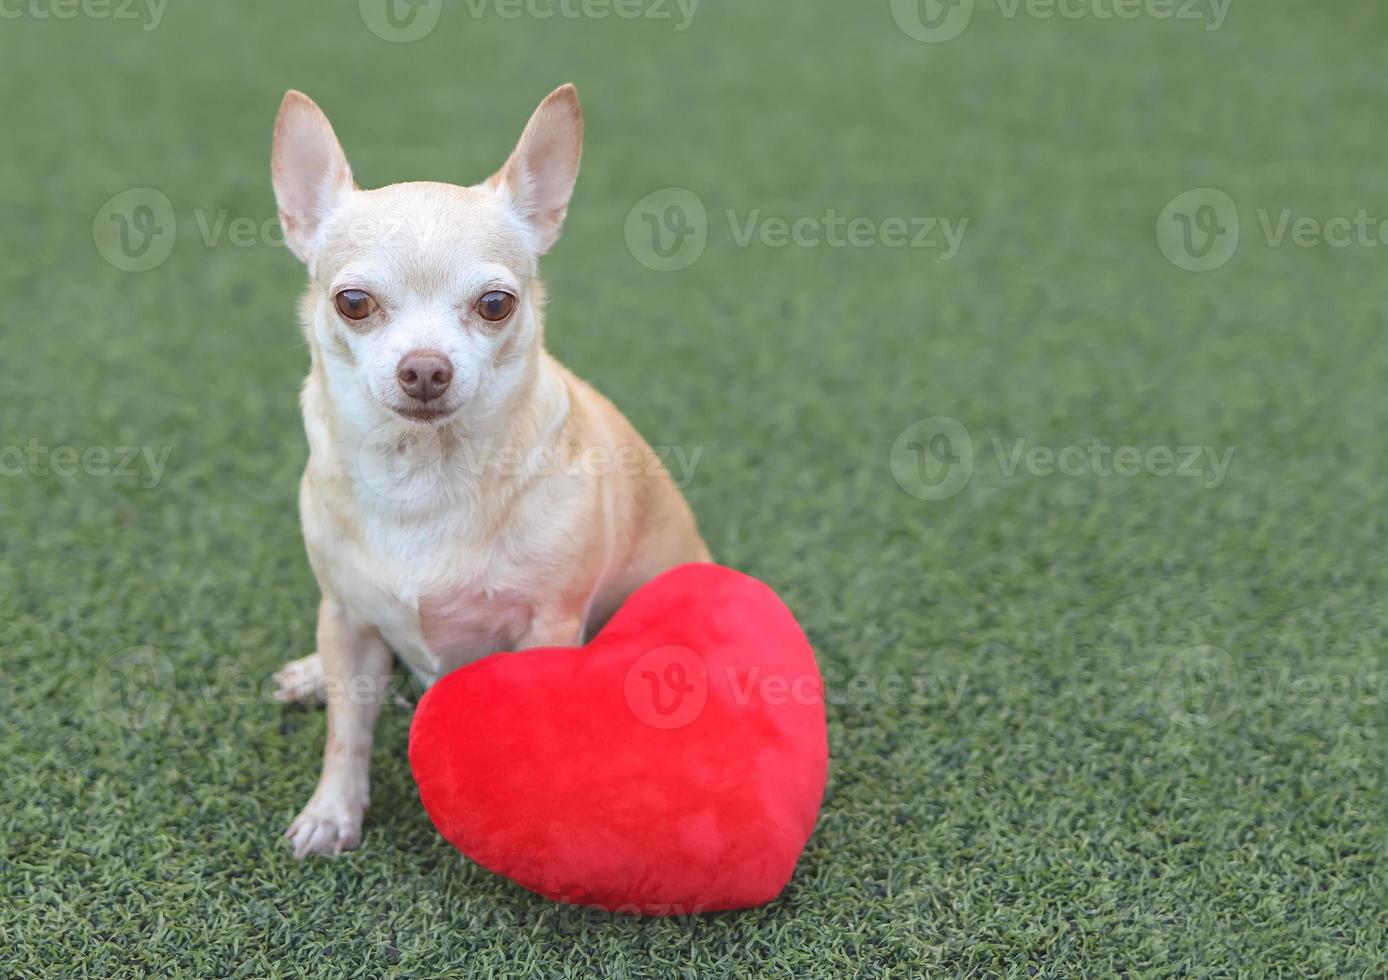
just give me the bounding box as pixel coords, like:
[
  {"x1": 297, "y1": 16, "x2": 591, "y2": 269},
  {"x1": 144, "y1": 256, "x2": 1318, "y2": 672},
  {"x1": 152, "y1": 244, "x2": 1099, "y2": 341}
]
[
  {"x1": 476, "y1": 291, "x2": 517, "y2": 323},
  {"x1": 334, "y1": 289, "x2": 377, "y2": 322}
]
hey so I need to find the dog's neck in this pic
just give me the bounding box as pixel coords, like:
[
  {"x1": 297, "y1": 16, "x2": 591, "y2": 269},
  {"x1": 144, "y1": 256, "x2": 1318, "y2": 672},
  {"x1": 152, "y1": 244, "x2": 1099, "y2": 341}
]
[{"x1": 302, "y1": 333, "x2": 570, "y2": 523}]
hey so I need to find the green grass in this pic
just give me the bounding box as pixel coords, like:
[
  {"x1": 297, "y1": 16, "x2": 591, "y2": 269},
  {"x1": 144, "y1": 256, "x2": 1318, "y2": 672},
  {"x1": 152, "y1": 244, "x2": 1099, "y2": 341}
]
[{"x1": 2, "y1": 1, "x2": 1386, "y2": 976}]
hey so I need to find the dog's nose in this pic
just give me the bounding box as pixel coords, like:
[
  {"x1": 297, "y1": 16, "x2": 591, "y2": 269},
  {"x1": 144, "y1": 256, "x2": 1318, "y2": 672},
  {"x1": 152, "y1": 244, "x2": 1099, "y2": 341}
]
[{"x1": 397, "y1": 351, "x2": 454, "y2": 403}]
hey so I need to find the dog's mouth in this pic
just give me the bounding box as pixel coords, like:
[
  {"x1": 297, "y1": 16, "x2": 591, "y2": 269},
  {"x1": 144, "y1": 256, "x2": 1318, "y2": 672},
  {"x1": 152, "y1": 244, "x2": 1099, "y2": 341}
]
[{"x1": 392, "y1": 404, "x2": 457, "y2": 424}]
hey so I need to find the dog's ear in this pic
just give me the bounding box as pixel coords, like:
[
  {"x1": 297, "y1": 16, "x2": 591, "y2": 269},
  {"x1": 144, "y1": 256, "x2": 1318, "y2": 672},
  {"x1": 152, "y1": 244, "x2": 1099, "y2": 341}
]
[
  {"x1": 488, "y1": 84, "x2": 583, "y2": 256},
  {"x1": 272, "y1": 91, "x2": 355, "y2": 263}
]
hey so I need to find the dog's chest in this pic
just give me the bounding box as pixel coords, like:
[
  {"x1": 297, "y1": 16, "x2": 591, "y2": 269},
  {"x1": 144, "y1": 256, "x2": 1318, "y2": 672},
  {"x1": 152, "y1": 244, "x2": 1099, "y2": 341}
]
[{"x1": 307, "y1": 508, "x2": 537, "y2": 686}]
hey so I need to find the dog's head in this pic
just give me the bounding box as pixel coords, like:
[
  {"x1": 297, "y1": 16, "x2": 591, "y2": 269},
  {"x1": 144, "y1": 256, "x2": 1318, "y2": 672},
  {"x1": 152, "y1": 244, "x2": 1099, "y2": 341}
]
[{"x1": 271, "y1": 85, "x2": 582, "y2": 428}]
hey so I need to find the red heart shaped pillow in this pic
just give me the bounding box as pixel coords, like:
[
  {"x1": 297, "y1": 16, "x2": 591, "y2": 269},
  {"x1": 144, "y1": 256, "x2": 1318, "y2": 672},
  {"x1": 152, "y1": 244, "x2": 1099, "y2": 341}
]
[{"x1": 409, "y1": 563, "x2": 828, "y2": 915}]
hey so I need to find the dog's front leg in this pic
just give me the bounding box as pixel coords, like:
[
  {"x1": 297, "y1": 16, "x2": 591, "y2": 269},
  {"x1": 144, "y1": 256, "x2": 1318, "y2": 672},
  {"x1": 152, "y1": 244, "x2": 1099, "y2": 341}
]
[
  {"x1": 285, "y1": 596, "x2": 391, "y2": 858},
  {"x1": 516, "y1": 606, "x2": 587, "y2": 650}
]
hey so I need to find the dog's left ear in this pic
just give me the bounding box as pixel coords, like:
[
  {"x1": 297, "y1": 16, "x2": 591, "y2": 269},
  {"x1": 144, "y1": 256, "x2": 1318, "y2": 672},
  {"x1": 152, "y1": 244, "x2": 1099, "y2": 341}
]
[{"x1": 489, "y1": 84, "x2": 583, "y2": 256}]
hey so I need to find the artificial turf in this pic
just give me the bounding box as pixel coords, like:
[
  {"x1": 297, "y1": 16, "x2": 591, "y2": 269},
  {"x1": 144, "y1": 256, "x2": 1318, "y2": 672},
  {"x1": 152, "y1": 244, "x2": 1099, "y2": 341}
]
[{"x1": 2, "y1": 1, "x2": 1386, "y2": 976}]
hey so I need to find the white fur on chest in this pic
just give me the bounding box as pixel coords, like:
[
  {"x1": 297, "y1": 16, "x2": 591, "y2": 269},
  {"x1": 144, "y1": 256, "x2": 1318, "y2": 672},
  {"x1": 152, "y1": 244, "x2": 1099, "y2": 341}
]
[{"x1": 306, "y1": 504, "x2": 533, "y2": 685}]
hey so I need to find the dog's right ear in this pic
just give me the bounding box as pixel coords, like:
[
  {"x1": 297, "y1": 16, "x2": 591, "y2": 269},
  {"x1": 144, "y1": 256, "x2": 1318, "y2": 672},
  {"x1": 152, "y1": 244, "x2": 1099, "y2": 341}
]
[{"x1": 272, "y1": 91, "x2": 355, "y2": 263}]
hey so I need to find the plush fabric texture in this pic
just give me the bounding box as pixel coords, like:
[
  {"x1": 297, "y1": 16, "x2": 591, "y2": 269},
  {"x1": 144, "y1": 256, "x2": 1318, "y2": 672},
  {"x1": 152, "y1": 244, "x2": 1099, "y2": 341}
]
[{"x1": 409, "y1": 563, "x2": 828, "y2": 915}]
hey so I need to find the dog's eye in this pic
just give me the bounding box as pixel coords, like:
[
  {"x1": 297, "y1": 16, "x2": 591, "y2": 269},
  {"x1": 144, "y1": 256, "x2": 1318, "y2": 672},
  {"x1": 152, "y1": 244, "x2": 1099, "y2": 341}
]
[
  {"x1": 476, "y1": 291, "x2": 517, "y2": 323},
  {"x1": 334, "y1": 289, "x2": 378, "y2": 322}
]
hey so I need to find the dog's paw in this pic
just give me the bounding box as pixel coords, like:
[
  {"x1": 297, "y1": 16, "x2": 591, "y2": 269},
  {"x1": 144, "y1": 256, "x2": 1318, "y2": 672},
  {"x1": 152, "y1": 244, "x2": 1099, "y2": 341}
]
[
  {"x1": 272, "y1": 653, "x2": 326, "y2": 705},
  {"x1": 284, "y1": 798, "x2": 366, "y2": 859}
]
